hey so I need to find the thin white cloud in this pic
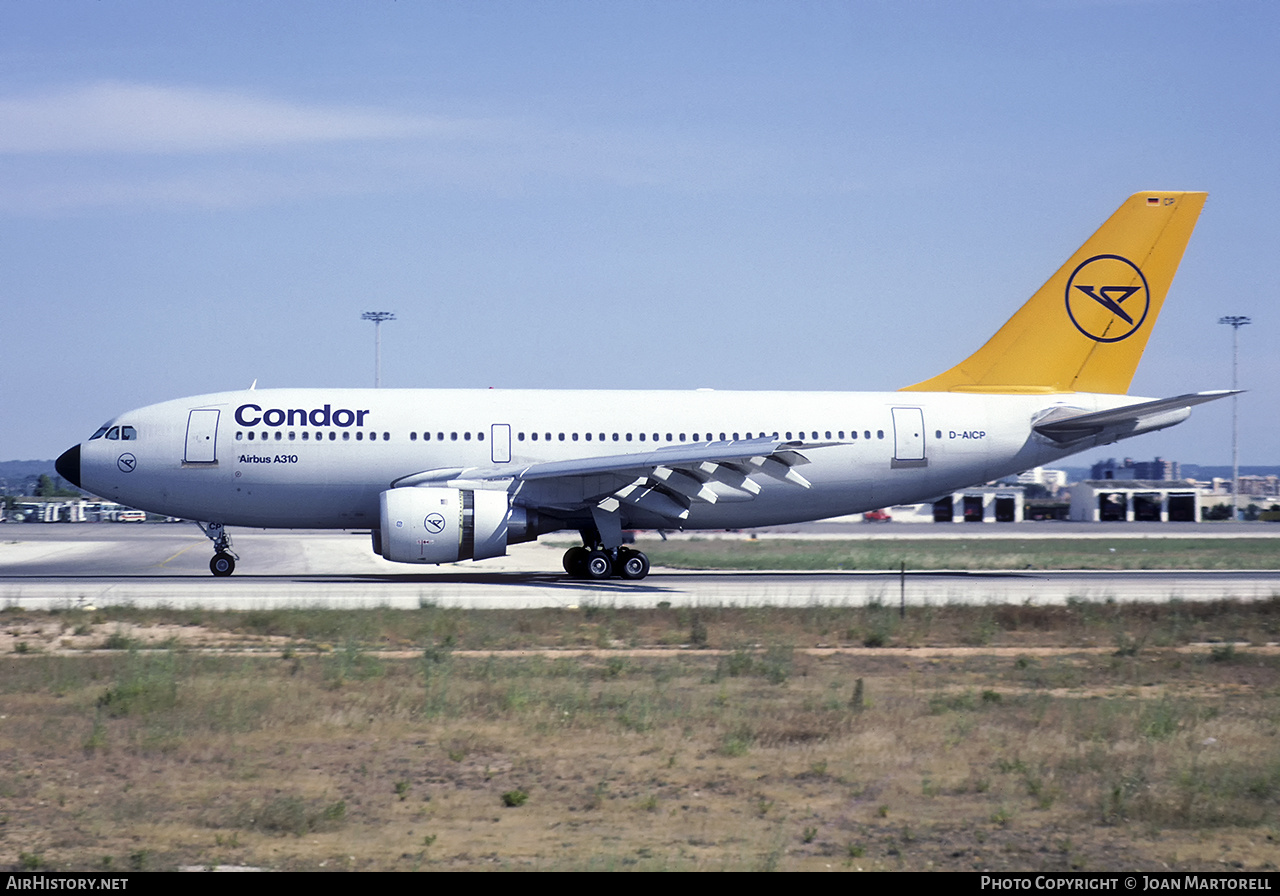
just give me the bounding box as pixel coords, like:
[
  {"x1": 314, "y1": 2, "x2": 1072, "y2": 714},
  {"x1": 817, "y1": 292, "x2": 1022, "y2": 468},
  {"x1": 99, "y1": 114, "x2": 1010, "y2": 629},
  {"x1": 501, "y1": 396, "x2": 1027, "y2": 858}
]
[
  {"x1": 0, "y1": 82, "x2": 462, "y2": 154},
  {"x1": 0, "y1": 81, "x2": 783, "y2": 213}
]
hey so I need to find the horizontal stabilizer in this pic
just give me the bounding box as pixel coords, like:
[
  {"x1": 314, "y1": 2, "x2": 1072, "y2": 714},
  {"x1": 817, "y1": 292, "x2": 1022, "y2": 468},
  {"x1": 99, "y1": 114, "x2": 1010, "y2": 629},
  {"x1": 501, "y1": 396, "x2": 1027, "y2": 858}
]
[{"x1": 1032, "y1": 391, "x2": 1237, "y2": 444}]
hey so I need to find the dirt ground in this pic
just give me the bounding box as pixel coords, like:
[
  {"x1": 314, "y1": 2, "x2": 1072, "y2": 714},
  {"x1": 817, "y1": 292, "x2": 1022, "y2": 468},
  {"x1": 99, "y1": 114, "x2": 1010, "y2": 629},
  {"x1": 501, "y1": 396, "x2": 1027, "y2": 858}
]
[{"x1": 2, "y1": 606, "x2": 1278, "y2": 872}]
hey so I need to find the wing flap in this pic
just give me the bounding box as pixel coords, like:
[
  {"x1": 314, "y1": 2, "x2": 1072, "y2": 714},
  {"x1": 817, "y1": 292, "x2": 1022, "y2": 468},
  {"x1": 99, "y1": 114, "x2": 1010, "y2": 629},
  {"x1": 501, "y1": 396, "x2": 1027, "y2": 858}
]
[{"x1": 389, "y1": 436, "x2": 820, "y2": 523}]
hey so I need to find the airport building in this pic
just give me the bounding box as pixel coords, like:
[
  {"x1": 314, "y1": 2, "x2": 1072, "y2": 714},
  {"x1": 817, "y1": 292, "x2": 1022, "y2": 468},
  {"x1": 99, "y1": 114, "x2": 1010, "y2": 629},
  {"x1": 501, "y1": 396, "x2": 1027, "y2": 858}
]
[
  {"x1": 927, "y1": 487, "x2": 1026, "y2": 523},
  {"x1": 867, "y1": 487, "x2": 1027, "y2": 524},
  {"x1": 1091, "y1": 456, "x2": 1181, "y2": 481},
  {"x1": 1015, "y1": 467, "x2": 1069, "y2": 492},
  {"x1": 1068, "y1": 480, "x2": 1204, "y2": 522}
]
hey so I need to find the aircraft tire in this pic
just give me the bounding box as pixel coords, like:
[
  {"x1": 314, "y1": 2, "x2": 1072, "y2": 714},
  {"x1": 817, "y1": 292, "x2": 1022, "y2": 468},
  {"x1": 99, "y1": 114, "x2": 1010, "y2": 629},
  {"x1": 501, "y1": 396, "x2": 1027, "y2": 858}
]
[
  {"x1": 210, "y1": 553, "x2": 235, "y2": 577},
  {"x1": 584, "y1": 550, "x2": 613, "y2": 580},
  {"x1": 563, "y1": 547, "x2": 588, "y2": 576},
  {"x1": 616, "y1": 548, "x2": 650, "y2": 580}
]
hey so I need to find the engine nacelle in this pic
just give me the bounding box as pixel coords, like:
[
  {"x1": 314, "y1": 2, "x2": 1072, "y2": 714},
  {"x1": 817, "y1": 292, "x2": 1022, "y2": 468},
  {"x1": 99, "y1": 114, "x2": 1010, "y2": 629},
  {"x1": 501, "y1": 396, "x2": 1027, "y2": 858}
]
[{"x1": 378, "y1": 487, "x2": 512, "y2": 564}]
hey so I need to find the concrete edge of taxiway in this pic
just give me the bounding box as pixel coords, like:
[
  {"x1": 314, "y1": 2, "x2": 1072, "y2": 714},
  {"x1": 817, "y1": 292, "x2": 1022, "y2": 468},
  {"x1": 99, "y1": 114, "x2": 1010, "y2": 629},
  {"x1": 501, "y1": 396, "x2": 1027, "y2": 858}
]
[{"x1": 4, "y1": 569, "x2": 1279, "y2": 610}]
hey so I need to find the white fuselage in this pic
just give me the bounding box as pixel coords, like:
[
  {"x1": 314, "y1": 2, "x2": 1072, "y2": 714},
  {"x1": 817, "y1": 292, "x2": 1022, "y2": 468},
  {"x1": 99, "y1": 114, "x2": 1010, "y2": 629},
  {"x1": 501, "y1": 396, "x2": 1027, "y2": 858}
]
[{"x1": 75, "y1": 387, "x2": 1138, "y2": 531}]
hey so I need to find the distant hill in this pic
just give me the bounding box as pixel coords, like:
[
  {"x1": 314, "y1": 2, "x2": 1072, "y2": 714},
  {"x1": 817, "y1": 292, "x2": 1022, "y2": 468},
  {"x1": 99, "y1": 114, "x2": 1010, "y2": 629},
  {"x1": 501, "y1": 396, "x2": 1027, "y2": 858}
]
[
  {"x1": 0, "y1": 459, "x2": 85, "y2": 496},
  {"x1": 0, "y1": 460, "x2": 56, "y2": 478},
  {"x1": 1, "y1": 459, "x2": 57, "y2": 483}
]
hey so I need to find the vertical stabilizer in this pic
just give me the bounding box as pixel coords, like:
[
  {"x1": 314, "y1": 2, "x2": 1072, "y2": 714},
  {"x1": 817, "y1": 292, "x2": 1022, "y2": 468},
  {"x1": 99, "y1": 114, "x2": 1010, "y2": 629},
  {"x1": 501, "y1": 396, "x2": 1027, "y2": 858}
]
[{"x1": 902, "y1": 191, "x2": 1206, "y2": 394}]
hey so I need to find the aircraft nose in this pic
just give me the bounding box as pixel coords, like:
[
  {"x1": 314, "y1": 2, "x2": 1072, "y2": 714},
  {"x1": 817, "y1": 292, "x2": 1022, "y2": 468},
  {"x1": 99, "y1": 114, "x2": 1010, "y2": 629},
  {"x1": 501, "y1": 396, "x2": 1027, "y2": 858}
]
[{"x1": 55, "y1": 444, "x2": 81, "y2": 488}]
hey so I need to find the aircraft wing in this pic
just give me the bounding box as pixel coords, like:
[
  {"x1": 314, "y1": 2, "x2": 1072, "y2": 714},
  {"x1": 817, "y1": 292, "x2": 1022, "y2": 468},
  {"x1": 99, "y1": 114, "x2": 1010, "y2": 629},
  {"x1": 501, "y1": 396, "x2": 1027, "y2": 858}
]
[
  {"x1": 391, "y1": 437, "x2": 817, "y2": 522},
  {"x1": 1032, "y1": 391, "x2": 1237, "y2": 444}
]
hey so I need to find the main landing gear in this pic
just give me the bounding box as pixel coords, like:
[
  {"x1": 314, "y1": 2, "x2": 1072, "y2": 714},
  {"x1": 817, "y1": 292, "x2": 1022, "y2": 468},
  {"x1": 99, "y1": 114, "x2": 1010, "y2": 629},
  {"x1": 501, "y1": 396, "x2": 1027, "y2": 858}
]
[
  {"x1": 196, "y1": 521, "x2": 238, "y2": 577},
  {"x1": 562, "y1": 545, "x2": 651, "y2": 581}
]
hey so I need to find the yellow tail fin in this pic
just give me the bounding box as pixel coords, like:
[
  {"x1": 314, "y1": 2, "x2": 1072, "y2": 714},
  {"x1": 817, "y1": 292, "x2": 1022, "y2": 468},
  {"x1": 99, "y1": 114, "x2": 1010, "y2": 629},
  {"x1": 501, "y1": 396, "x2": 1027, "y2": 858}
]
[{"x1": 902, "y1": 191, "x2": 1207, "y2": 395}]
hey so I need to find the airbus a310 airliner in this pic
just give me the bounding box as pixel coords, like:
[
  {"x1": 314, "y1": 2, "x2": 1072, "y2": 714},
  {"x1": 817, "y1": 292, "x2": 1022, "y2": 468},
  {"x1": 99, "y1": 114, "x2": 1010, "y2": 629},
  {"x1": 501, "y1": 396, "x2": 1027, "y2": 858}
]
[{"x1": 56, "y1": 191, "x2": 1230, "y2": 579}]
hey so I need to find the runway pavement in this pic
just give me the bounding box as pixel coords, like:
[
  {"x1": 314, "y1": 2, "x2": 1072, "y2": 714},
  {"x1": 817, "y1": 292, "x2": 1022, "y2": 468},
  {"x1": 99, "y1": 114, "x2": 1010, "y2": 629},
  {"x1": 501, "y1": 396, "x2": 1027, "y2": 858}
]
[{"x1": 3, "y1": 522, "x2": 1278, "y2": 609}]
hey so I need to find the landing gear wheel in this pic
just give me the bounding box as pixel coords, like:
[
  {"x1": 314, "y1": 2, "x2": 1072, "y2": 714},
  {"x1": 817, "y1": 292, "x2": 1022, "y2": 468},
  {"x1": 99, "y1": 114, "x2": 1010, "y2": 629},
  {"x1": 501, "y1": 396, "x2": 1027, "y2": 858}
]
[
  {"x1": 584, "y1": 550, "x2": 613, "y2": 580},
  {"x1": 615, "y1": 548, "x2": 650, "y2": 581},
  {"x1": 210, "y1": 552, "x2": 236, "y2": 577},
  {"x1": 563, "y1": 546, "x2": 588, "y2": 576}
]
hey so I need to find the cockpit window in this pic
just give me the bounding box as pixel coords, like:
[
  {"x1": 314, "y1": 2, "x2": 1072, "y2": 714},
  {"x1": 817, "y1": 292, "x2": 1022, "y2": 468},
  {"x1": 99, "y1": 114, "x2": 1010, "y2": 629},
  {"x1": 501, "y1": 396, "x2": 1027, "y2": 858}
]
[
  {"x1": 121, "y1": 426, "x2": 137, "y2": 440},
  {"x1": 106, "y1": 427, "x2": 120, "y2": 440},
  {"x1": 89, "y1": 426, "x2": 110, "y2": 441}
]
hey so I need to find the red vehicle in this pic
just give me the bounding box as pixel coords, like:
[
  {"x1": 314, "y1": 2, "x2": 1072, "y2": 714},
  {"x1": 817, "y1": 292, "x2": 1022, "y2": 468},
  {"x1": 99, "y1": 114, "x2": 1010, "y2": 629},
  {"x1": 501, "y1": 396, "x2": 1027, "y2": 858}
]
[{"x1": 862, "y1": 509, "x2": 891, "y2": 522}]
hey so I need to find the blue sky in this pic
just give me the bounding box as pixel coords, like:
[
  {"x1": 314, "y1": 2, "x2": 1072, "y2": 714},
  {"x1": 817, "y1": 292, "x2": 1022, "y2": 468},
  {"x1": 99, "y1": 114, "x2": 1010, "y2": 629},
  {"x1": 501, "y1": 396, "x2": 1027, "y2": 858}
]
[{"x1": 2, "y1": 1, "x2": 1276, "y2": 466}]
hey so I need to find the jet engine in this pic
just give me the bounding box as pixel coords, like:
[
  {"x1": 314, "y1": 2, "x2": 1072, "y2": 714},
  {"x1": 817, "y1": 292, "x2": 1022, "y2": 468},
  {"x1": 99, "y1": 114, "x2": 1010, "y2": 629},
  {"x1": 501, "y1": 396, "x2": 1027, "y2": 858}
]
[{"x1": 377, "y1": 487, "x2": 541, "y2": 564}]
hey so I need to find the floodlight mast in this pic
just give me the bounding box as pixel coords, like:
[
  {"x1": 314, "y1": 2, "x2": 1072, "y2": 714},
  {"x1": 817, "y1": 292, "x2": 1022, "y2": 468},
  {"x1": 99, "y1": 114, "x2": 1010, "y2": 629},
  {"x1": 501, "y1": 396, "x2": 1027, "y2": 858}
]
[
  {"x1": 1218, "y1": 315, "x2": 1250, "y2": 519},
  {"x1": 361, "y1": 311, "x2": 396, "y2": 388}
]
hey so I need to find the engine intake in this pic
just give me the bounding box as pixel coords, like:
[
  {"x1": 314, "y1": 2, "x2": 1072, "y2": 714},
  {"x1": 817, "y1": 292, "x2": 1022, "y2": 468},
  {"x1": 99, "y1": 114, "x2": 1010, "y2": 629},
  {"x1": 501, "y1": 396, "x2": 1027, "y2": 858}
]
[{"x1": 378, "y1": 487, "x2": 512, "y2": 564}]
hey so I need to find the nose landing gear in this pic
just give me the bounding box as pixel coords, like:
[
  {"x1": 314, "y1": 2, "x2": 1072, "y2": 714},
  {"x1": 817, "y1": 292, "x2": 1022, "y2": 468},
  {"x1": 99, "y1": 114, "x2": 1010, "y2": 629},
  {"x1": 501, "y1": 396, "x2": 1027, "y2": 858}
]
[
  {"x1": 210, "y1": 552, "x2": 236, "y2": 576},
  {"x1": 196, "y1": 521, "x2": 239, "y2": 577}
]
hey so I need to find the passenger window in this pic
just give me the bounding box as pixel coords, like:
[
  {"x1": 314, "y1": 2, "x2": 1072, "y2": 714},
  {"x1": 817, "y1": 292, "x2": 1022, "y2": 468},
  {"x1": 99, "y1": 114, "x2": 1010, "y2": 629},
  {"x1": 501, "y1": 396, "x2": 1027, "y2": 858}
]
[
  {"x1": 451, "y1": 433, "x2": 458, "y2": 441},
  {"x1": 518, "y1": 432, "x2": 525, "y2": 441},
  {"x1": 410, "y1": 432, "x2": 417, "y2": 441},
  {"x1": 477, "y1": 432, "x2": 484, "y2": 441},
  {"x1": 531, "y1": 433, "x2": 538, "y2": 441},
  {"x1": 275, "y1": 432, "x2": 282, "y2": 441},
  {"x1": 559, "y1": 433, "x2": 565, "y2": 441},
  {"x1": 464, "y1": 432, "x2": 471, "y2": 441},
  {"x1": 288, "y1": 432, "x2": 296, "y2": 441},
  {"x1": 302, "y1": 432, "x2": 309, "y2": 441},
  {"x1": 864, "y1": 431, "x2": 871, "y2": 440},
  {"x1": 236, "y1": 432, "x2": 243, "y2": 441},
  {"x1": 612, "y1": 433, "x2": 619, "y2": 442},
  {"x1": 329, "y1": 432, "x2": 336, "y2": 441},
  {"x1": 877, "y1": 430, "x2": 884, "y2": 439},
  {"x1": 247, "y1": 432, "x2": 255, "y2": 441},
  {"x1": 357, "y1": 432, "x2": 364, "y2": 441},
  {"x1": 343, "y1": 432, "x2": 350, "y2": 441},
  {"x1": 572, "y1": 433, "x2": 578, "y2": 441}
]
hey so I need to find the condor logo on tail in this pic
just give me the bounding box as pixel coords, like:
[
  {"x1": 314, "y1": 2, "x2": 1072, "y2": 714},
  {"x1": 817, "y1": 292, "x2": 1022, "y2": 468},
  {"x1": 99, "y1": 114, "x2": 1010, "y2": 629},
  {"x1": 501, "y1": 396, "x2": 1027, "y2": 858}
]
[{"x1": 1065, "y1": 254, "x2": 1150, "y2": 343}]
